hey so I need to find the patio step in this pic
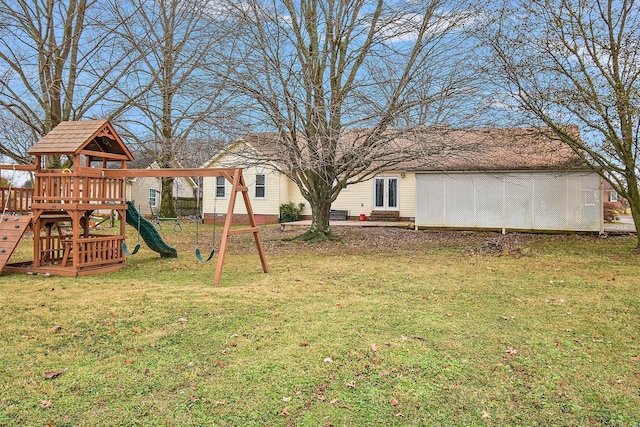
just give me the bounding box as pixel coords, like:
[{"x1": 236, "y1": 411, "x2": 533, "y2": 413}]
[{"x1": 369, "y1": 210, "x2": 399, "y2": 221}]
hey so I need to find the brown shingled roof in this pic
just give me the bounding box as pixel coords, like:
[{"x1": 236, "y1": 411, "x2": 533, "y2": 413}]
[
  {"x1": 28, "y1": 120, "x2": 133, "y2": 160},
  {"x1": 229, "y1": 126, "x2": 586, "y2": 172},
  {"x1": 402, "y1": 126, "x2": 586, "y2": 171}
]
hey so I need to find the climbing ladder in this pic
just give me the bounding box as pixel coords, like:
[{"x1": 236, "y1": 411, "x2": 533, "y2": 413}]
[{"x1": 0, "y1": 214, "x2": 32, "y2": 273}]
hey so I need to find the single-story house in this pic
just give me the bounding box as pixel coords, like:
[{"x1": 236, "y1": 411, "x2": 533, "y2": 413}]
[
  {"x1": 126, "y1": 161, "x2": 197, "y2": 216},
  {"x1": 201, "y1": 127, "x2": 603, "y2": 233}
]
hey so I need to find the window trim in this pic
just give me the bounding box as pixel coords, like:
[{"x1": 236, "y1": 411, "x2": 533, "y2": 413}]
[
  {"x1": 149, "y1": 188, "x2": 158, "y2": 207},
  {"x1": 215, "y1": 176, "x2": 226, "y2": 199},
  {"x1": 254, "y1": 173, "x2": 267, "y2": 199}
]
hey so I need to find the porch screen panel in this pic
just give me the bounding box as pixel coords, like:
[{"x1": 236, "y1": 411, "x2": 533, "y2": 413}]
[
  {"x1": 444, "y1": 175, "x2": 474, "y2": 226},
  {"x1": 416, "y1": 171, "x2": 601, "y2": 231},
  {"x1": 504, "y1": 175, "x2": 534, "y2": 229},
  {"x1": 576, "y1": 175, "x2": 601, "y2": 230},
  {"x1": 416, "y1": 176, "x2": 445, "y2": 225},
  {"x1": 533, "y1": 174, "x2": 566, "y2": 229},
  {"x1": 473, "y1": 174, "x2": 504, "y2": 228}
]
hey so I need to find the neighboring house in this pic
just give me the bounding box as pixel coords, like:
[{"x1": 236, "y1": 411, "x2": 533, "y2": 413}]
[
  {"x1": 201, "y1": 127, "x2": 603, "y2": 233},
  {"x1": 126, "y1": 161, "x2": 197, "y2": 216}
]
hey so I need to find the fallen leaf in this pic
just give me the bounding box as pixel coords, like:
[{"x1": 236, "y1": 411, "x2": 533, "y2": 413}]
[
  {"x1": 280, "y1": 407, "x2": 289, "y2": 416},
  {"x1": 295, "y1": 390, "x2": 303, "y2": 395},
  {"x1": 379, "y1": 370, "x2": 391, "y2": 376},
  {"x1": 390, "y1": 398, "x2": 399, "y2": 406},
  {"x1": 588, "y1": 417, "x2": 598, "y2": 424},
  {"x1": 446, "y1": 312, "x2": 453, "y2": 317},
  {"x1": 371, "y1": 343, "x2": 380, "y2": 352},
  {"x1": 324, "y1": 357, "x2": 333, "y2": 363},
  {"x1": 482, "y1": 410, "x2": 490, "y2": 419},
  {"x1": 40, "y1": 400, "x2": 52, "y2": 408},
  {"x1": 123, "y1": 359, "x2": 134, "y2": 365},
  {"x1": 631, "y1": 356, "x2": 639, "y2": 362},
  {"x1": 282, "y1": 397, "x2": 292, "y2": 402},
  {"x1": 177, "y1": 318, "x2": 188, "y2": 324},
  {"x1": 300, "y1": 340, "x2": 308, "y2": 347},
  {"x1": 506, "y1": 347, "x2": 518, "y2": 355},
  {"x1": 44, "y1": 371, "x2": 63, "y2": 380},
  {"x1": 461, "y1": 359, "x2": 469, "y2": 364},
  {"x1": 51, "y1": 326, "x2": 62, "y2": 333},
  {"x1": 330, "y1": 398, "x2": 338, "y2": 405},
  {"x1": 345, "y1": 381, "x2": 356, "y2": 388},
  {"x1": 635, "y1": 373, "x2": 640, "y2": 380}
]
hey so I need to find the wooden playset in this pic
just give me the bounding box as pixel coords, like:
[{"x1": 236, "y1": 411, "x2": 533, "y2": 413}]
[{"x1": 0, "y1": 120, "x2": 268, "y2": 286}]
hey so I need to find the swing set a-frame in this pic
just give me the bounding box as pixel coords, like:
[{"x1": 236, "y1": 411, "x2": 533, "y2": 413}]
[{"x1": 0, "y1": 120, "x2": 268, "y2": 286}]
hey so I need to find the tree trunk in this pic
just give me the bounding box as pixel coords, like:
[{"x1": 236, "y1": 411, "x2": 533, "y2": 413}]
[
  {"x1": 297, "y1": 197, "x2": 332, "y2": 242},
  {"x1": 159, "y1": 178, "x2": 176, "y2": 218},
  {"x1": 624, "y1": 173, "x2": 640, "y2": 249}
]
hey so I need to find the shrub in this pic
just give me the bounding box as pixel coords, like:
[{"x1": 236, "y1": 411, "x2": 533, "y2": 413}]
[
  {"x1": 603, "y1": 201, "x2": 619, "y2": 222},
  {"x1": 279, "y1": 202, "x2": 305, "y2": 223}
]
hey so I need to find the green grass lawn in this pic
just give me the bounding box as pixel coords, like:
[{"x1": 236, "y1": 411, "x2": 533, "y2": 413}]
[{"x1": 1, "y1": 224, "x2": 639, "y2": 426}]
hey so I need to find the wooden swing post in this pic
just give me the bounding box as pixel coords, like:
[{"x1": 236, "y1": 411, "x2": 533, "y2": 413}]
[{"x1": 215, "y1": 169, "x2": 269, "y2": 286}]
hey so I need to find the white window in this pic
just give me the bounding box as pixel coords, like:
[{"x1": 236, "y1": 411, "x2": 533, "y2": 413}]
[
  {"x1": 255, "y1": 174, "x2": 266, "y2": 198},
  {"x1": 149, "y1": 188, "x2": 158, "y2": 207},
  {"x1": 215, "y1": 176, "x2": 226, "y2": 198},
  {"x1": 608, "y1": 191, "x2": 618, "y2": 202}
]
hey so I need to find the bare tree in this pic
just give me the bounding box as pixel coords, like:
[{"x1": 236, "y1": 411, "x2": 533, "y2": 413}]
[
  {"x1": 0, "y1": 0, "x2": 142, "y2": 166},
  {"x1": 113, "y1": 0, "x2": 236, "y2": 218},
  {"x1": 216, "y1": 0, "x2": 477, "y2": 241},
  {"x1": 480, "y1": 0, "x2": 640, "y2": 246}
]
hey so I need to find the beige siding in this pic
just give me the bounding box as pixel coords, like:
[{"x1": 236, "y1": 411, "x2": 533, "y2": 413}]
[
  {"x1": 331, "y1": 171, "x2": 416, "y2": 219},
  {"x1": 331, "y1": 181, "x2": 371, "y2": 217},
  {"x1": 400, "y1": 172, "x2": 417, "y2": 219},
  {"x1": 202, "y1": 145, "x2": 418, "y2": 220},
  {"x1": 202, "y1": 152, "x2": 282, "y2": 216}
]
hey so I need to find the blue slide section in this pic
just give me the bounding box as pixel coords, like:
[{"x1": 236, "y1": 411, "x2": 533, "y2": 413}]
[{"x1": 125, "y1": 201, "x2": 178, "y2": 258}]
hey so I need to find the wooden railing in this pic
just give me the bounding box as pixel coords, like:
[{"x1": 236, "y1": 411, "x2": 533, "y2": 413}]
[
  {"x1": 38, "y1": 235, "x2": 69, "y2": 263},
  {"x1": 75, "y1": 235, "x2": 123, "y2": 268},
  {"x1": 1, "y1": 187, "x2": 33, "y2": 213},
  {"x1": 33, "y1": 171, "x2": 125, "y2": 205},
  {"x1": 39, "y1": 234, "x2": 124, "y2": 268}
]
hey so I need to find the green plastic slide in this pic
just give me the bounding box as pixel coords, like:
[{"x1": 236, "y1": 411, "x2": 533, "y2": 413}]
[{"x1": 125, "y1": 201, "x2": 178, "y2": 258}]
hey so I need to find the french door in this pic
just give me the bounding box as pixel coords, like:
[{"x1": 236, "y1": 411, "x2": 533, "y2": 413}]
[{"x1": 374, "y1": 177, "x2": 398, "y2": 210}]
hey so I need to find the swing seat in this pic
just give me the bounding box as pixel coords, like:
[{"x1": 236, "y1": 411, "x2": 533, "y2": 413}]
[
  {"x1": 122, "y1": 242, "x2": 141, "y2": 256},
  {"x1": 195, "y1": 247, "x2": 215, "y2": 262}
]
